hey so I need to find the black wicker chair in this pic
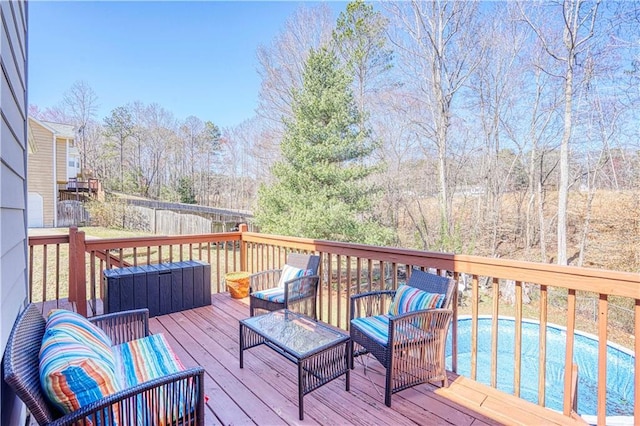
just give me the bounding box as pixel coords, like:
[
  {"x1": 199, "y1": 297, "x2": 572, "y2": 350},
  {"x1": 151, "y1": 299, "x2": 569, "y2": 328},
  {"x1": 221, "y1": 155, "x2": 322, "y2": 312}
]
[
  {"x1": 350, "y1": 268, "x2": 456, "y2": 407},
  {"x1": 249, "y1": 253, "x2": 321, "y2": 319},
  {"x1": 3, "y1": 304, "x2": 205, "y2": 425}
]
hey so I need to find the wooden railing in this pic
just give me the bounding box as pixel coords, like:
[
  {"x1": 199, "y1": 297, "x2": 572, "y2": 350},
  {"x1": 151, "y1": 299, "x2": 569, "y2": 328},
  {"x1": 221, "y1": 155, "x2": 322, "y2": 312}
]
[{"x1": 28, "y1": 227, "x2": 639, "y2": 425}]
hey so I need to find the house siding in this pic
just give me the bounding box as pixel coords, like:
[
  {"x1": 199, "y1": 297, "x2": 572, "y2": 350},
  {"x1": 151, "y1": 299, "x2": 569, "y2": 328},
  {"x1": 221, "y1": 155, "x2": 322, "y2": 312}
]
[
  {"x1": 56, "y1": 137, "x2": 67, "y2": 183},
  {"x1": 27, "y1": 120, "x2": 55, "y2": 226},
  {"x1": 0, "y1": 0, "x2": 28, "y2": 424}
]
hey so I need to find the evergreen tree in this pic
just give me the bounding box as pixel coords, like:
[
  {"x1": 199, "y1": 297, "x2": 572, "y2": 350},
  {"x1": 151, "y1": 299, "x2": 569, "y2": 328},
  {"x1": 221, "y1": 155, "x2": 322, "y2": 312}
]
[
  {"x1": 256, "y1": 48, "x2": 391, "y2": 244},
  {"x1": 177, "y1": 177, "x2": 197, "y2": 204}
]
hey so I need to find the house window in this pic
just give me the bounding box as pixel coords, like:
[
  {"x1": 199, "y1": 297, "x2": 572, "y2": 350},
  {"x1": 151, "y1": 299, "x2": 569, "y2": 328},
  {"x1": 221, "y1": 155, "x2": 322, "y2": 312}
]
[{"x1": 69, "y1": 160, "x2": 75, "y2": 167}]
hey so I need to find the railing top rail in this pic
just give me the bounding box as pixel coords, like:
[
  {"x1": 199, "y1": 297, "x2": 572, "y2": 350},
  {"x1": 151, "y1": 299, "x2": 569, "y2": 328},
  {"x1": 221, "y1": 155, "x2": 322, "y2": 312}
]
[
  {"x1": 84, "y1": 232, "x2": 242, "y2": 251},
  {"x1": 243, "y1": 232, "x2": 640, "y2": 299},
  {"x1": 28, "y1": 235, "x2": 70, "y2": 245}
]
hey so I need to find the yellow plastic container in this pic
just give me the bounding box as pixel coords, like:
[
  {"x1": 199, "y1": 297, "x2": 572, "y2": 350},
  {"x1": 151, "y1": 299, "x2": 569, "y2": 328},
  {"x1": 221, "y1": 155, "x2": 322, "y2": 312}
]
[{"x1": 225, "y1": 271, "x2": 251, "y2": 299}]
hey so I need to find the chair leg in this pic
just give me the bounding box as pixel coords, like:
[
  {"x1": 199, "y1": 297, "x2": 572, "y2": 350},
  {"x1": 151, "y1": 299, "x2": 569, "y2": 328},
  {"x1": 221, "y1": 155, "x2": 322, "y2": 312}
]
[
  {"x1": 349, "y1": 345, "x2": 355, "y2": 370},
  {"x1": 384, "y1": 365, "x2": 393, "y2": 407}
]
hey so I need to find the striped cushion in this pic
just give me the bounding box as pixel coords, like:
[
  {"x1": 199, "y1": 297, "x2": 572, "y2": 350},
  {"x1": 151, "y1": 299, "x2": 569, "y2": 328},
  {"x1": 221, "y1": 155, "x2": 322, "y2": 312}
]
[
  {"x1": 351, "y1": 314, "x2": 434, "y2": 347},
  {"x1": 351, "y1": 315, "x2": 391, "y2": 346},
  {"x1": 277, "y1": 264, "x2": 312, "y2": 288},
  {"x1": 45, "y1": 309, "x2": 114, "y2": 366},
  {"x1": 113, "y1": 334, "x2": 186, "y2": 425},
  {"x1": 388, "y1": 285, "x2": 444, "y2": 316},
  {"x1": 47, "y1": 309, "x2": 113, "y2": 352},
  {"x1": 252, "y1": 287, "x2": 285, "y2": 303},
  {"x1": 113, "y1": 333, "x2": 185, "y2": 388},
  {"x1": 40, "y1": 329, "x2": 120, "y2": 416}
]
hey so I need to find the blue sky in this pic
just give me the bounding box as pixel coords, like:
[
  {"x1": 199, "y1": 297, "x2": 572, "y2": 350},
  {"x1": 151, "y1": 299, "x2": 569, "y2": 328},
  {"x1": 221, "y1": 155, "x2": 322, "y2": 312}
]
[{"x1": 29, "y1": 1, "x2": 345, "y2": 128}]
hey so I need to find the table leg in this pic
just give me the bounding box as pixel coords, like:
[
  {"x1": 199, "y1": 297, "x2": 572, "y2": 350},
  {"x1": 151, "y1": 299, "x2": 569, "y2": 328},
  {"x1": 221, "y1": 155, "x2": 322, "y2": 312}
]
[
  {"x1": 239, "y1": 323, "x2": 244, "y2": 369},
  {"x1": 298, "y1": 361, "x2": 304, "y2": 420},
  {"x1": 345, "y1": 341, "x2": 351, "y2": 391}
]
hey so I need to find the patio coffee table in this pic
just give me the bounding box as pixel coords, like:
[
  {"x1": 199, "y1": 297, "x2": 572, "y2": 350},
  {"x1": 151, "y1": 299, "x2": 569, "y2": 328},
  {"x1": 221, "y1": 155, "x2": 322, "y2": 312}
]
[{"x1": 239, "y1": 309, "x2": 350, "y2": 420}]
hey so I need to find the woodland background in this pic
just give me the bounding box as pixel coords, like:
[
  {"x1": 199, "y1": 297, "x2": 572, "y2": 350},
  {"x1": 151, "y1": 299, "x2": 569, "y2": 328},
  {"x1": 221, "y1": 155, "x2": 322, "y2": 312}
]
[{"x1": 31, "y1": 1, "x2": 640, "y2": 273}]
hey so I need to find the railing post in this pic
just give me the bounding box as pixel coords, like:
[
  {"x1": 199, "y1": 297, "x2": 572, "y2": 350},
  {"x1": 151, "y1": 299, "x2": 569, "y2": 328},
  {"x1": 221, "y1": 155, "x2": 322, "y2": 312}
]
[
  {"x1": 69, "y1": 226, "x2": 87, "y2": 317},
  {"x1": 239, "y1": 223, "x2": 248, "y2": 272},
  {"x1": 69, "y1": 227, "x2": 77, "y2": 304}
]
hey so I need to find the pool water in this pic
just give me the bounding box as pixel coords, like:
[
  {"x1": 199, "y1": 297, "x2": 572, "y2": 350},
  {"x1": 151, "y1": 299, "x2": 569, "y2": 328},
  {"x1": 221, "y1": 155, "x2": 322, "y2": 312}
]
[{"x1": 446, "y1": 316, "x2": 635, "y2": 417}]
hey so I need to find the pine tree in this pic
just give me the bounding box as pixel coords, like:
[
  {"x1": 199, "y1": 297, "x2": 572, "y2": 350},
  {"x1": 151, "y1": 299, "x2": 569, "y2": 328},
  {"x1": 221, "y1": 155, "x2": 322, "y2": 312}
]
[{"x1": 256, "y1": 48, "x2": 391, "y2": 244}]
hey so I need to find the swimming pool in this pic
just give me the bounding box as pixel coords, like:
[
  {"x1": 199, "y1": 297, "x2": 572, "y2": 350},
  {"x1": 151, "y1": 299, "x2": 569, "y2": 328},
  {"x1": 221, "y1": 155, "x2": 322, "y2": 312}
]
[{"x1": 446, "y1": 316, "x2": 635, "y2": 418}]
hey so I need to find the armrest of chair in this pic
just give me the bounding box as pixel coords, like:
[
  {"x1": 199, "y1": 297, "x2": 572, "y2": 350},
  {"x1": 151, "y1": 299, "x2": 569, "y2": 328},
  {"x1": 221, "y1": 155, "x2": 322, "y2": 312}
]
[
  {"x1": 249, "y1": 269, "x2": 282, "y2": 293},
  {"x1": 284, "y1": 275, "x2": 319, "y2": 301},
  {"x1": 350, "y1": 290, "x2": 396, "y2": 320},
  {"x1": 49, "y1": 366, "x2": 205, "y2": 426},
  {"x1": 388, "y1": 308, "x2": 453, "y2": 346},
  {"x1": 89, "y1": 308, "x2": 150, "y2": 345}
]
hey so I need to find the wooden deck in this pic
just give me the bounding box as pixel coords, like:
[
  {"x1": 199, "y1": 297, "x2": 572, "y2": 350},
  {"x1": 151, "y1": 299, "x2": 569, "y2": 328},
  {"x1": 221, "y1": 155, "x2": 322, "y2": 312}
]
[{"x1": 138, "y1": 293, "x2": 584, "y2": 426}]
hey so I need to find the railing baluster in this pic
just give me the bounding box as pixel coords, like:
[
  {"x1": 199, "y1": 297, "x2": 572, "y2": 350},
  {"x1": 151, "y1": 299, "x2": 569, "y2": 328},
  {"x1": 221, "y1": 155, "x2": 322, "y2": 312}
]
[
  {"x1": 563, "y1": 289, "x2": 577, "y2": 416},
  {"x1": 538, "y1": 284, "x2": 548, "y2": 407},
  {"x1": 597, "y1": 294, "x2": 608, "y2": 425},
  {"x1": 55, "y1": 244, "x2": 60, "y2": 308},
  {"x1": 327, "y1": 253, "x2": 333, "y2": 325},
  {"x1": 90, "y1": 251, "x2": 97, "y2": 314},
  {"x1": 216, "y1": 243, "x2": 221, "y2": 292},
  {"x1": 451, "y1": 271, "x2": 459, "y2": 373},
  {"x1": 42, "y1": 245, "x2": 48, "y2": 303},
  {"x1": 491, "y1": 277, "x2": 499, "y2": 388},
  {"x1": 514, "y1": 280, "x2": 523, "y2": 398},
  {"x1": 337, "y1": 254, "x2": 342, "y2": 329},
  {"x1": 346, "y1": 256, "x2": 352, "y2": 330},
  {"x1": 28, "y1": 244, "x2": 34, "y2": 303},
  {"x1": 356, "y1": 258, "x2": 361, "y2": 295},
  {"x1": 367, "y1": 259, "x2": 373, "y2": 293},
  {"x1": 471, "y1": 274, "x2": 479, "y2": 381}
]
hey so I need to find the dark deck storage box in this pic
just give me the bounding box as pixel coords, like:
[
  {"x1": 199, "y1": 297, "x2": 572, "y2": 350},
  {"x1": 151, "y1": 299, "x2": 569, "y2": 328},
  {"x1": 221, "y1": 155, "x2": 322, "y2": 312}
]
[{"x1": 103, "y1": 261, "x2": 211, "y2": 316}]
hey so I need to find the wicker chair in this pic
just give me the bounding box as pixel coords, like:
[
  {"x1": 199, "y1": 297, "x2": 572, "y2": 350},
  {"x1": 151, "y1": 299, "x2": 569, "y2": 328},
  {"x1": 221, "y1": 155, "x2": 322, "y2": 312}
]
[
  {"x1": 3, "y1": 304, "x2": 205, "y2": 425},
  {"x1": 350, "y1": 268, "x2": 455, "y2": 407},
  {"x1": 249, "y1": 253, "x2": 321, "y2": 319}
]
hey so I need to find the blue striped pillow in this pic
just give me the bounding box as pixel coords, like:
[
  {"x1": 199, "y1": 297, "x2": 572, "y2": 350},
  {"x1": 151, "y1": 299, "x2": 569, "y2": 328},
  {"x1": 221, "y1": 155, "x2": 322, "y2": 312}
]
[
  {"x1": 40, "y1": 330, "x2": 120, "y2": 416},
  {"x1": 388, "y1": 285, "x2": 444, "y2": 316},
  {"x1": 40, "y1": 309, "x2": 120, "y2": 418},
  {"x1": 46, "y1": 309, "x2": 113, "y2": 351},
  {"x1": 277, "y1": 264, "x2": 312, "y2": 288}
]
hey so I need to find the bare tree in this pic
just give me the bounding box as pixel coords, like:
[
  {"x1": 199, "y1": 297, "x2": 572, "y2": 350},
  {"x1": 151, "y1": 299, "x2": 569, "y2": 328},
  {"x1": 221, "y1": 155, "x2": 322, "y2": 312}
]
[
  {"x1": 62, "y1": 81, "x2": 99, "y2": 175},
  {"x1": 256, "y1": 4, "x2": 334, "y2": 137},
  {"x1": 386, "y1": 0, "x2": 483, "y2": 250},
  {"x1": 521, "y1": 0, "x2": 600, "y2": 265}
]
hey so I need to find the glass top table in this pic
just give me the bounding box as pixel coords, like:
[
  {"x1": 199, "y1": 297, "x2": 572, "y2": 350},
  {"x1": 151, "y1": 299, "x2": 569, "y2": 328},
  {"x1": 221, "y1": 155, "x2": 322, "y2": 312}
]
[
  {"x1": 239, "y1": 310, "x2": 350, "y2": 420},
  {"x1": 240, "y1": 309, "x2": 347, "y2": 357}
]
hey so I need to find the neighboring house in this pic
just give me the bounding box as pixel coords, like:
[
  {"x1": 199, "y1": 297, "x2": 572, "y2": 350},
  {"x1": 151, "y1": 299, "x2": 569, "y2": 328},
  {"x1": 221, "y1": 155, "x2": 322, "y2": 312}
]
[
  {"x1": 0, "y1": 0, "x2": 28, "y2": 424},
  {"x1": 27, "y1": 117, "x2": 80, "y2": 227}
]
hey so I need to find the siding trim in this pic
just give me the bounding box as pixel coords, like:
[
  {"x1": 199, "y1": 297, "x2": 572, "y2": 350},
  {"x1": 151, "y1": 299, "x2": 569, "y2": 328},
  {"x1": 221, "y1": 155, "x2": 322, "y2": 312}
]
[{"x1": 52, "y1": 132, "x2": 57, "y2": 226}]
